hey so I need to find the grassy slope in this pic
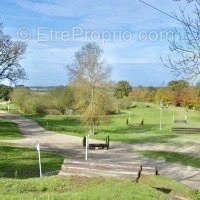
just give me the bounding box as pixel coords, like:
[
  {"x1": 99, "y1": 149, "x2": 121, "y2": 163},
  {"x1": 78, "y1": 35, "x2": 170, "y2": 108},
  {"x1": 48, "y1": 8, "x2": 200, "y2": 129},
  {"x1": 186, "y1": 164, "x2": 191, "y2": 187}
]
[
  {"x1": 0, "y1": 176, "x2": 197, "y2": 200},
  {"x1": 30, "y1": 103, "x2": 200, "y2": 145}
]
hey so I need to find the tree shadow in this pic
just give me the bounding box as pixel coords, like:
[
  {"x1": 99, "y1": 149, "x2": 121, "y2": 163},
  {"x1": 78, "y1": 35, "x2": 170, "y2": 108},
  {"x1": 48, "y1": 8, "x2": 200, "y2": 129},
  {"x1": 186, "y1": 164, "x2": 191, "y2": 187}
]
[
  {"x1": 0, "y1": 120, "x2": 23, "y2": 139},
  {"x1": 121, "y1": 134, "x2": 179, "y2": 144},
  {"x1": 32, "y1": 115, "x2": 88, "y2": 135},
  {"x1": 99, "y1": 124, "x2": 160, "y2": 135},
  {"x1": 140, "y1": 150, "x2": 200, "y2": 168},
  {"x1": 0, "y1": 145, "x2": 64, "y2": 179}
]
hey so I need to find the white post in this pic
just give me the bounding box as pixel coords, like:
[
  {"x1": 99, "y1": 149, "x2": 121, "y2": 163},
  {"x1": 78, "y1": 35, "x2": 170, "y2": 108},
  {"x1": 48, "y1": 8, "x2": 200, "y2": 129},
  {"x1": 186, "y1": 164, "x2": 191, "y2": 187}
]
[
  {"x1": 36, "y1": 143, "x2": 42, "y2": 177},
  {"x1": 85, "y1": 135, "x2": 88, "y2": 161},
  {"x1": 160, "y1": 102, "x2": 163, "y2": 130}
]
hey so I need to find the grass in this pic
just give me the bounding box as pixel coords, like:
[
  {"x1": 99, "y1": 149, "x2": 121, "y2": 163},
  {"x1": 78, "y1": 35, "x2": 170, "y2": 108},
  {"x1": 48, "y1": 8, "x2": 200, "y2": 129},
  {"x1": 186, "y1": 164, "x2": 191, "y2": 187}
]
[
  {"x1": 0, "y1": 144, "x2": 64, "y2": 179},
  {"x1": 0, "y1": 103, "x2": 199, "y2": 199},
  {"x1": 0, "y1": 175, "x2": 197, "y2": 200},
  {"x1": 0, "y1": 117, "x2": 24, "y2": 140},
  {"x1": 139, "y1": 150, "x2": 200, "y2": 168},
  {"x1": 28, "y1": 103, "x2": 200, "y2": 145},
  {"x1": 0, "y1": 116, "x2": 64, "y2": 179}
]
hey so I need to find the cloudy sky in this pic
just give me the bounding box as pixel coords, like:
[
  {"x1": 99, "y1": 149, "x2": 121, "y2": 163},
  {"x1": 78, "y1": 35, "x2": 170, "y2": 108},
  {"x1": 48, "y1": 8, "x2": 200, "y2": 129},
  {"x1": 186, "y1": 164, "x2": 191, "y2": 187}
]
[{"x1": 0, "y1": 0, "x2": 192, "y2": 86}]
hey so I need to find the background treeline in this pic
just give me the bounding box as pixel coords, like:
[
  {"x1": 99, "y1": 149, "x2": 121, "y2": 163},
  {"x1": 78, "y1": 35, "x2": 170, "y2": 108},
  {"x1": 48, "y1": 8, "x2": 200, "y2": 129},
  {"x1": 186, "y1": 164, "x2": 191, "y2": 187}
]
[
  {"x1": 1, "y1": 79, "x2": 200, "y2": 115},
  {"x1": 9, "y1": 86, "x2": 132, "y2": 115},
  {"x1": 129, "y1": 80, "x2": 200, "y2": 110}
]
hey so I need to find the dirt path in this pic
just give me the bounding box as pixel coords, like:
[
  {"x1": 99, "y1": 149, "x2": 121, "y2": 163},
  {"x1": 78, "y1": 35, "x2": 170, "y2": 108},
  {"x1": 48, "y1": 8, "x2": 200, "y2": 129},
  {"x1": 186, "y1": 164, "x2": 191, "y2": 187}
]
[{"x1": 1, "y1": 111, "x2": 200, "y2": 189}]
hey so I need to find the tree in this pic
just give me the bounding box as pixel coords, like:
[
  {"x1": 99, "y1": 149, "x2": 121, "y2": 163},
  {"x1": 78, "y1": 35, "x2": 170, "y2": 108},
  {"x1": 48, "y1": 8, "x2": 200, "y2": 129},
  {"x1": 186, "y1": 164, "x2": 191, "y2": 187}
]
[
  {"x1": 163, "y1": 1, "x2": 200, "y2": 79},
  {"x1": 181, "y1": 87, "x2": 197, "y2": 108},
  {"x1": 155, "y1": 88, "x2": 175, "y2": 105},
  {"x1": 48, "y1": 87, "x2": 74, "y2": 114},
  {"x1": 67, "y1": 43, "x2": 111, "y2": 135},
  {"x1": 168, "y1": 80, "x2": 189, "y2": 106},
  {"x1": 0, "y1": 25, "x2": 26, "y2": 83},
  {"x1": 0, "y1": 84, "x2": 13, "y2": 100},
  {"x1": 168, "y1": 80, "x2": 189, "y2": 91},
  {"x1": 114, "y1": 81, "x2": 132, "y2": 99}
]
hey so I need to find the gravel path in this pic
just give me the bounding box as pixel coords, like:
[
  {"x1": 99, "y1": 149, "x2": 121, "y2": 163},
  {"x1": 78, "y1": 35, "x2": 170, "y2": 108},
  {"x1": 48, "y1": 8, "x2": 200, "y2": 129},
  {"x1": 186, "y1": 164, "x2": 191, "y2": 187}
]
[{"x1": 1, "y1": 111, "x2": 200, "y2": 189}]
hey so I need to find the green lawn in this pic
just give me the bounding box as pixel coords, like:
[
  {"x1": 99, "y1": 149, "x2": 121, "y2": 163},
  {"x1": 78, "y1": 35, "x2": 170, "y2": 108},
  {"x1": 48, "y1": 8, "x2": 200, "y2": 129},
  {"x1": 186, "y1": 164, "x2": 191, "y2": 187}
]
[
  {"x1": 139, "y1": 150, "x2": 200, "y2": 168},
  {"x1": 0, "y1": 117, "x2": 24, "y2": 140},
  {"x1": 0, "y1": 175, "x2": 197, "y2": 200},
  {"x1": 0, "y1": 117, "x2": 64, "y2": 179},
  {"x1": 0, "y1": 103, "x2": 199, "y2": 199},
  {"x1": 0, "y1": 144, "x2": 64, "y2": 179},
  {"x1": 29, "y1": 103, "x2": 200, "y2": 145}
]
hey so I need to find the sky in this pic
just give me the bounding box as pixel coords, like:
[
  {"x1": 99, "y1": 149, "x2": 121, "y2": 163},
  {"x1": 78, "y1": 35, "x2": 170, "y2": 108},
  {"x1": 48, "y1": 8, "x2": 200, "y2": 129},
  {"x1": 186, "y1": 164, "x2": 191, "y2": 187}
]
[{"x1": 0, "y1": 0, "x2": 194, "y2": 86}]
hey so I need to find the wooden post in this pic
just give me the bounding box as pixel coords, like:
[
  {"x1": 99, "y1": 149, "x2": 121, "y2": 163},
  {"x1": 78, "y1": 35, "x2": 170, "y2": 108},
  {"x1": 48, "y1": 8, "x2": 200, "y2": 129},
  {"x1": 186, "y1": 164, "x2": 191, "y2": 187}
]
[
  {"x1": 107, "y1": 136, "x2": 110, "y2": 150},
  {"x1": 155, "y1": 166, "x2": 159, "y2": 176},
  {"x1": 83, "y1": 136, "x2": 86, "y2": 147},
  {"x1": 126, "y1": 118, "x2": 129, "y2": 126},
  {"x1": 85, "y1": 136, "x2": 88, "y2": 161},
  {"x1": 136, "y1": 165, "x2": 143, "y2": 183}
]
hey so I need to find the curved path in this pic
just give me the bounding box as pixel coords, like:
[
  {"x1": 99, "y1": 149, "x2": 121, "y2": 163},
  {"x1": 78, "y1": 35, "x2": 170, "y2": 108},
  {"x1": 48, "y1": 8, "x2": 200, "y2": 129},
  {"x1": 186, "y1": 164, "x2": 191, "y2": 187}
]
[{"x1": 1, "y1": 111, "x2": 200, "y2": 189}]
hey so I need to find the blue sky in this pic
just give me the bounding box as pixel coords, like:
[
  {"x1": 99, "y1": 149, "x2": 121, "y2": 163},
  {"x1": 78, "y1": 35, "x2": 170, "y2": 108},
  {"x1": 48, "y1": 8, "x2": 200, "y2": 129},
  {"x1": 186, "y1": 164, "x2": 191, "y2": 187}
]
[{"x1": 0, "y1": 0, "x2": 192, "y2": 86}]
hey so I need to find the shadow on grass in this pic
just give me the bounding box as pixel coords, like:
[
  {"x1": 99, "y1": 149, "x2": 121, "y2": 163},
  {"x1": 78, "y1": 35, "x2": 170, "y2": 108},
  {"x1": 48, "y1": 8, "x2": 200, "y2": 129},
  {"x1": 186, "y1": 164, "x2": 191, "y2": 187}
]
[
  {"x1": 140, "y1": 150, "x2": 200, "y2": 168},
  {"x1": 0, "y1": 145, "x2": 64, "y2": 179},
  {"x1": 100, "y1": 124, "x2": 160, "y2": 135},
  {"x1": 0, "y1": 119, "x2": 24, "y2": 140},
  {"x1": 31, "y1": 115, "x2": 88, "y2": 135},
  {"x1": 101, "y1": 134, "x2": 179, "y2": 144}
]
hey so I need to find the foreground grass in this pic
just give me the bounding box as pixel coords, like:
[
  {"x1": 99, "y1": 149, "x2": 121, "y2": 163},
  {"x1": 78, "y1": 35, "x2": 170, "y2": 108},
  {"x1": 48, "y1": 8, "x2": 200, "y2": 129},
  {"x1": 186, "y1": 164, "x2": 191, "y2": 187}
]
[
  {"x1": 29, "y1": 103, "x2": 200, "y2": 145},
  {"x1": 139, "y1": 150, "x2": 200, "y2": 168},
  {"x1": 0, "y1": 117, "x2": 24, "y2": 140},
  {"x1": 0, "y1": 175, "x2": 197, "y2": 200},
  {"x1": 0, "y1": 144, "x2": 64, "y2": 178}
]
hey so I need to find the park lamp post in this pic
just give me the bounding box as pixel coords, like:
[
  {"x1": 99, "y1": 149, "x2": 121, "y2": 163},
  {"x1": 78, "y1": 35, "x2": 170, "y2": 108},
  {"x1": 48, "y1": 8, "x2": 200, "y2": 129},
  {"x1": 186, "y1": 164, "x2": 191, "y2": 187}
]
[{"x1": 160, "y1": 102, "x2": 163, "y2": 131}]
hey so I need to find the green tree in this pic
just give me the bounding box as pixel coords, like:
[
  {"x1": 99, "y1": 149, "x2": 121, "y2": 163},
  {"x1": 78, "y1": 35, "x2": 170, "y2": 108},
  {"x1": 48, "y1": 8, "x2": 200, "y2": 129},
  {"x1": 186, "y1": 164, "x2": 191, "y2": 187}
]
[
  {"x1": 168, "y1": 80, "x2": 189, "y2": 91},
  {"x1": 48, "y1": 87, "x2": 74, "y2": 114},
  {"x1": 0, "y1": 85, "x2": 13, "y2": 100},
  {"x1": 67, "y1": 43, "x2": 111, "y2": 135},
  {"x1": 114, "y1": 81, "x2": 132, "y2": 99}
]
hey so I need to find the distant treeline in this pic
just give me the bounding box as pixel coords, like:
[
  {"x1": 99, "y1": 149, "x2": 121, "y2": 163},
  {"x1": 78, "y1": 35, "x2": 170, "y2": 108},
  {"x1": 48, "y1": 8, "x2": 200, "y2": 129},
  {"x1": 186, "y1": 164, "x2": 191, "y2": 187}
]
[
  {"x1": 1, "y1": 79, "x2": 200, "y2": 114},
  {"x1": 129, "y1": 80, "x2": 200, "y2": 110}
]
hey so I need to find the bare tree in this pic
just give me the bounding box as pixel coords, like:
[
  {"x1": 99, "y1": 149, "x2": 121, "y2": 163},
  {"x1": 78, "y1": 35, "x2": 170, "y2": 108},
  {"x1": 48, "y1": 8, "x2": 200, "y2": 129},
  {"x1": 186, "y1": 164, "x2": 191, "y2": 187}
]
[
  {"x1": 161, "y1": 1, "x2": 200, "y2": 79},
  {"x1": 0, "y1": 24, "x2": 26, "y2": 83},
  {"x1": 67, "y1": 43, "x2": 111, "y2": 135}
]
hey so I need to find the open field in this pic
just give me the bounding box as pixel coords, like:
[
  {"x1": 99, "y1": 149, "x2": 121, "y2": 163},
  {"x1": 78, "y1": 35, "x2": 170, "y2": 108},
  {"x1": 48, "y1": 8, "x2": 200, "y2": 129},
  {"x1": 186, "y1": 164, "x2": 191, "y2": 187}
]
[{"x1": 28, "y1": 103, "x2": 200, "y2": 145}]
